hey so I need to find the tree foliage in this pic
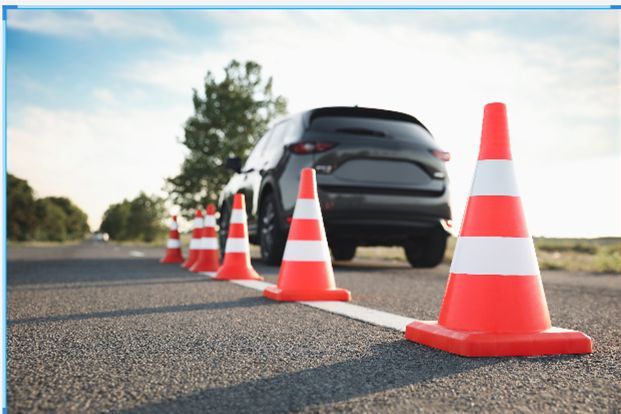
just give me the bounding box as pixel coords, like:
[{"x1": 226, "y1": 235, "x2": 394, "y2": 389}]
[
  {"x1": 7, "y1": 173, "x2": 90, "y2": 242},
  {"x1": 7, "y1": 174, "x2": 37, "y2": 241},
  {"x1": 100, "y1": 193, "x2": 165, "y2": 242},
  {"x1": 166, "y1": 60, "x2": 287, "y2": 217}
]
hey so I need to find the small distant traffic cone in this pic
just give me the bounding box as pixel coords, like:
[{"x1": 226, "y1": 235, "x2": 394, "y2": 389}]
[
  {"x1": 160, "y1": 215, "x2": 184, "y2": 264},
  {"x1": 213, "y1": 194, "x2": 262, "y2": 281},
  {"x1": 190, "y1": 204, "x2": 220, "y2": 275},
  {"x1": 405, "y1": 102, "x2": 592, "y2": 357},
  {"x1": 264, "y1": 168, "x2": 350, "y2": 301},
  {"x1": 182, "y1": 209, "x2": 203, "y2": 268}
]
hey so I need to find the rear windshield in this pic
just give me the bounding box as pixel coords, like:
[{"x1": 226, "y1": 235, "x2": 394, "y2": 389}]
[{"x1": 309, "y1": 116, "x2": 434, "y2": 144}]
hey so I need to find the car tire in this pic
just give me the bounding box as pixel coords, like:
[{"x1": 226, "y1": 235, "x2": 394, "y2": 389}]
[
  {"x1": 331, "y1": 243, "x2": 357, "y2": 261},
  {"x1": 404, "y1": 230, "x2": 447, "y2": 268},
  {"x1": 217, "y1": 204, "x2": 230, "y2": 261},
  {"x1": 259, "y1": 194, "x2": 287, "y2": 265}
]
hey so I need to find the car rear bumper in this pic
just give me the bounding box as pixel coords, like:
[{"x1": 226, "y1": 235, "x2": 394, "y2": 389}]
[{"x1": 280, "y1": 186, "x2": 452, "y2": 245}]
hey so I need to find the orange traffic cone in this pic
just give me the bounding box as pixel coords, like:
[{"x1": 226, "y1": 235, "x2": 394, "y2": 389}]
[
  {"x1": 182, "y1": 209, "x2": 203, "y2": 268},
  {"x1": 160, "y1": 215, "x2": 184, "y2": 264},
  {"x1": 213, "y1": 194, "x2": 262, "y2": 280},
  {"x1": 190, "y1": 204, "x2": 220, "y2": 275},
  {"x1": 264, "y1": 168, "x2": 350, "y2": 301},
  {"x1": 405, "y1": 102, "x2": 592, "y2": 357}
]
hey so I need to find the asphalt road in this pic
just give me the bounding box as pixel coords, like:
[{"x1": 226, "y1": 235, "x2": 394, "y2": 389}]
[{"x1": 7, "y1": 242, "x2": 621, "y2": 413}]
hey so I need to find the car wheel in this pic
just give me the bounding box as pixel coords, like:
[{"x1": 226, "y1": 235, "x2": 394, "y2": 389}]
[
  {"x1": 404, "y1": 230, "x2": 447, "y2": 268},
  {"x1": 259, "y1": 194, "x2": 287, "y2": 265},
  {"x1": 331, "y1": 243, "x2": 357, "y2": 261},
  {"x1": 218, "y1": 204, "x2": 230, "y2": 261}
]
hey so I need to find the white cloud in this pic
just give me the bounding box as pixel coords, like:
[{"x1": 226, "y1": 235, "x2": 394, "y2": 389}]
[
  {"x1": 8, "y1": 104, "x2": 189, "y2": 229},
  {"x1": 7, "y1": 10, "x2": 179, "y2": 40}
]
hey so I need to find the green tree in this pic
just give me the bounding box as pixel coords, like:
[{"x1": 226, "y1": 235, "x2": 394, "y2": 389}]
[
  {"x1": 44, "y1": 197, "x2": 90, "y2": 239},
  {"x1": 100, "y1": 193, "x2": 165, "y2": 241},
  {"x1": 100, "y1": 201, "x2": 130, "y2": 240},
  {"x1": 166, "y1": 59, "x2": 287, "y2": 217},
  {"x1": 34, "y1": 198, "x2": 68, "y2": 242},
  {"x1": 7, "y1": 173, "x2": 37, "y2": 241}
]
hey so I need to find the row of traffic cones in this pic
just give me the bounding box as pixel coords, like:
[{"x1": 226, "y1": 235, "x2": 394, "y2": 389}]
[
  {"x1": 159, "y1": 102, "x2": 591, "y2": 358},
  {"x1": 160, "y1": 205, "x2": 219, "y2": 274}
]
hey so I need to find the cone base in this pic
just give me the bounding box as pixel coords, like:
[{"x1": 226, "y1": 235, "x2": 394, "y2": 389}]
[
  {"x1": 405, "y1": 320, "x2": 592, "y2": 357},
  {"x1": 263, "y1": 286, "x2": 351, "y2": 302},
  {"x1": 213, "y1": 266, "x2": 263, "y2": 281}
]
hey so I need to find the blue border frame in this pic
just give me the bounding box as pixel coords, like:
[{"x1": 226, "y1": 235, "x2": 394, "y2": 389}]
[{"x1": 1, "y1": 4, "x2": 619, "y2": 413}]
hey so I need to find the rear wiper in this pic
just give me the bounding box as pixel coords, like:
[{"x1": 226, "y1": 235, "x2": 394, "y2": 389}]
[{"x1": 335, "y1": 127, "x2": 386, "y2": 138}]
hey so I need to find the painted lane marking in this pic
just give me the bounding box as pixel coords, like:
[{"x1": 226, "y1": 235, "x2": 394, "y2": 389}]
[
  {"x1": 204, "y1": 275, "x2": 414, "y2": 332},
  {"x1": 129, "y1": 250, "x2": 145, "y2": 257}
]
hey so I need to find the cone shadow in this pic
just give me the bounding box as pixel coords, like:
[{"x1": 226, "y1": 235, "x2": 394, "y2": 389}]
[{"x1": 110, "y1": 340, "x2": 500, "y2": 414}]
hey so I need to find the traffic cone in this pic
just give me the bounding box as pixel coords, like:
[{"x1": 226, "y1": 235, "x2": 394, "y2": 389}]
[
  {"x1": 405, "y1": 102, "x2": 592, "y2": 357},
  {"x1": 213, "y1": 194, "x2": 262, "y2": 280},
  {"x1": 264, "y1": 168, "x2": 350, "y2": 301},
  {"x1": 190, "y1": 204, "x2": 220, "y2": 275},
  {"x1": 182, "y1": 209, "x2": 203, "y2": 268},
  {"x1": 160, "y1": 215, "x2": 184, "y2": 264}
]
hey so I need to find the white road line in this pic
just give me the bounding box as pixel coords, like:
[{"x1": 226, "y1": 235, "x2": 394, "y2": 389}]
[
  {"x1": 129, "y1": 251, "x2": 145, "y2": 257},
  {"x1": 202, "y1": 275, "x2": 414, "y2": 332}
]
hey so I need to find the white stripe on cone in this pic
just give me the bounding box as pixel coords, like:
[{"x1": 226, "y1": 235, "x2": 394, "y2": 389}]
[
  {"x1": 470, "y1": 160, "x2": 520, "y2": 196},
  {"x1": 189, "y1": 239, "x2": 201, "y2": 249},
  {"x1": 230, "y1": 209, "x2": 246, "y2": 224},
  {"x1": 170, "y1": 222, "x2": 178, "y2": 230},
  {"x1": 204, "y1": 216, "x2": 216, "y2": 227},
  {"x1": 193, "y1": 217, "x2": 203, "y2": 228},
  {"x1": 450, "y1": 236, "x2": 539, "y2": 276},
  {"x1": 292, "y1": 199, "x2": 322, "y2": 220},
  {"x1": 166, "y1": 239, "x2": 181, "y2": 249},
  {"x1": 201, "y1": 237, "x2": 219, "y2": 250},
  {"x1": 282, "y1": 240, "x2": 331, "y2": 262},
  {"x1": 225, "y1": 237, "x2": 249, "y2": 253}
]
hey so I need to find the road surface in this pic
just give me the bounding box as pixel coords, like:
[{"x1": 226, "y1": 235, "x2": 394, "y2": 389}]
[{"x1": 7, "y1": 242, "x2": 620, "y2": 413}]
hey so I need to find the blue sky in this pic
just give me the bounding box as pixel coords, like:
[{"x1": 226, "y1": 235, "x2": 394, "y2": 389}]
[{"x1": 6, "y1": 9, "x2": 620, "y2": 237}]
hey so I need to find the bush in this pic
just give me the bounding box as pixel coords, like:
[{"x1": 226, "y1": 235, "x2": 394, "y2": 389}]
[{"x1": 100, "y1": 193, "x2": 165, "y2": 242}]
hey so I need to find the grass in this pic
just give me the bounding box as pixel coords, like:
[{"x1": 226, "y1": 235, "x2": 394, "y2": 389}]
[{"x1": 356, "y1": 237, "x2": 620, "y2": 274}]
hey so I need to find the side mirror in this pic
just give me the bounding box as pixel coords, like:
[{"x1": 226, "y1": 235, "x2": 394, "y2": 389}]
[{"x1": 225, "y1": 156, "x2": 242, "y2": 173}]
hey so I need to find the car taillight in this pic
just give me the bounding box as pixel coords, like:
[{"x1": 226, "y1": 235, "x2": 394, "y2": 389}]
[
  {"x1": 431, "y1": 149, "x2": 451, "y2": 162},
  {"x1": 289, "y1": 142, "x2": 335, "y2": 154}
]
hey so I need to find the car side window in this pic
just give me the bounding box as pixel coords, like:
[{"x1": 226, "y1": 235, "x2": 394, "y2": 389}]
[
  {"x1": 243, "y1": 130, "x2": 271, "y2": 172},
  {"x1": 262, "y1": 121, "x2": 290, "y2": 166}
]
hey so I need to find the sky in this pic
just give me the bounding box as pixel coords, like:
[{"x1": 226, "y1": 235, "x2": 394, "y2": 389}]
[{"x1": 6, "y1": 8, "x2": 620, "y2": 237}]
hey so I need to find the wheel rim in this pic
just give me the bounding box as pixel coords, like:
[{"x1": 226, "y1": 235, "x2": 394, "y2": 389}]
[{"x1": 260, "y1": 201, "x2": 276, "y2": 258}]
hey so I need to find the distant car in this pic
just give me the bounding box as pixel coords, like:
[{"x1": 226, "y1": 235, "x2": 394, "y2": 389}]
[{"x1": 219, "y1": 106, "x2": 452, "y2": 267}]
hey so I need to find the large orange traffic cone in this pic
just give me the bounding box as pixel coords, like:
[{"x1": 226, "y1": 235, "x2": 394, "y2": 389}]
[
  {"x1": 160, "y1": 215, "x2": 184, "y2": 264},
  {"x1": 182, "y1": 209, "x2": 203, "y2": 268},
  {"x1": 213, "y1": 194, "x2": 262, "y2": 281},
  {"x1": 190, "y1": 204, "x2": 220, "y2": 275},
  {"x1": 264, "y1": 168, "x2": 350, "y2": 301},
  {"x1": 405, "y1": 102, "x2": 592, "y2": 357}
]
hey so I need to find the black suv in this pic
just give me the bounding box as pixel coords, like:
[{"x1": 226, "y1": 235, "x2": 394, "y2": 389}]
[{"x1": 219, "y1": 106, "x2": 452, "y2": 267}]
